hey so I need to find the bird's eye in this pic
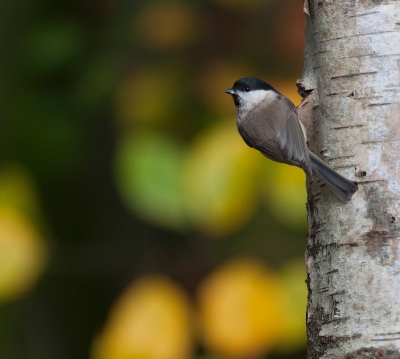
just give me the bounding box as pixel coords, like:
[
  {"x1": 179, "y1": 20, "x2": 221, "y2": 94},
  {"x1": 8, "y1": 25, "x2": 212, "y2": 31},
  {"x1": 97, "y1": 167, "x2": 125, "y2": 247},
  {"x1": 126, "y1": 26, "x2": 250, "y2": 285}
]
[{"x1": 245, "y1": 86, "x2": 250, "y2": 92}]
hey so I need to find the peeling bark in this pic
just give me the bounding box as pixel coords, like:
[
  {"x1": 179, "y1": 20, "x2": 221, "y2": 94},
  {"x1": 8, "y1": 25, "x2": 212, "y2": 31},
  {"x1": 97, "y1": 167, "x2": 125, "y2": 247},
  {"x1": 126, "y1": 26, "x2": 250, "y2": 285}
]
[{"x1": 298, "y1": 1, "x2": 400, "y2": 358}]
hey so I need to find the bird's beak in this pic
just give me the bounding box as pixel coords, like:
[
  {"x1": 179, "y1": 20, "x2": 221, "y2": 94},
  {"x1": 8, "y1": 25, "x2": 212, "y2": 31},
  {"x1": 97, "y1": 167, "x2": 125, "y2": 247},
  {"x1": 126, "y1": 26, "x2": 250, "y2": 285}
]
[{"x1": 224, "y1": 88, "x2": 235, "y2": 95}]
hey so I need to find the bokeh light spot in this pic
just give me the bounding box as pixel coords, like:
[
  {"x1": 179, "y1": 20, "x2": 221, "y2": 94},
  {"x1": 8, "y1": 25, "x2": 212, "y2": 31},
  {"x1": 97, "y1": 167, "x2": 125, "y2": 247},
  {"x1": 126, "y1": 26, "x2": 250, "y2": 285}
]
[
  {"x1": 114, "y1": 131, "x2": 187, "y2": 231},
  {"x1": 92, "y1": 275, "x2": 194, "y2": 359},
  {"x1": 0, "y1": 207, "x2": 47, "y2": 302},
  {"x1": 197, "y1": 258, "x2": 286, "y2": 358}
]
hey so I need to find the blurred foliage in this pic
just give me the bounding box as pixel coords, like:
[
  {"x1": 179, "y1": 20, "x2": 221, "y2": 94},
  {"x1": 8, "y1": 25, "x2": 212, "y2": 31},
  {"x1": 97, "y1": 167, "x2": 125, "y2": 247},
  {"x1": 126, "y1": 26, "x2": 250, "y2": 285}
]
[
  {"x1": 274, "y1": 260, "x2": 307, "y2": 354},
  {"x1": 197, "y1": 258, "x2": 285, "y2": 358},
  {"x1": 114, "y1": 131, "x2": 187, "y2": 231},
  {"x1": 92, "y1": 275, "x2": 194, "y2": 359},
  {"x1": 0, "y1": 166, "x2": 47, "y2": 302},
  {"x1": 182, "y1": 123, "x2": 262, "y2": 236},
  {"x1": 0, "y1": 165, "x2": 43, "y2": 223},
  {"x1": 135, "y1": 3, "x2": 199, "y2": 51},
  {"x1": 0, "y1": 206, "x2": 47, "y2": 303},
  {"x1": 91, "y1": 258, "x2": 306, "y2": 359},
  {"x1": 0, "y1": 0, "x2": 308, "y2": 358}
]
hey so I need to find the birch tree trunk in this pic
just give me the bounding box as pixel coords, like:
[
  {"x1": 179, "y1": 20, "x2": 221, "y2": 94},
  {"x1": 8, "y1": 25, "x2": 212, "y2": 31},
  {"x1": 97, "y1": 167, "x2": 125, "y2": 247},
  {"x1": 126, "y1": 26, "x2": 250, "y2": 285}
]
[{"x1": 297, "y1": 1, "x2": 400, "y2": 358}]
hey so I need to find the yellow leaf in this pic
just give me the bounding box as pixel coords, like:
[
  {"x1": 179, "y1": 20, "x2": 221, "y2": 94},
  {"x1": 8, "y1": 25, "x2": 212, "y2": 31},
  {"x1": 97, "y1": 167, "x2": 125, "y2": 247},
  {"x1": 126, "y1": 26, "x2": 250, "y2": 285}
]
[
  {"x1": 0, "y1": 207, "x2": 47, "y2": 302},
  {"x1": 92, "y1": 275, "x2": 194, "y2": 359},
  {"x1": 197, "y1": 258, "x2": 285, "y2": 358},
  {"x1": 114, "y1": 132, "x2": 186, "y2": 231}
]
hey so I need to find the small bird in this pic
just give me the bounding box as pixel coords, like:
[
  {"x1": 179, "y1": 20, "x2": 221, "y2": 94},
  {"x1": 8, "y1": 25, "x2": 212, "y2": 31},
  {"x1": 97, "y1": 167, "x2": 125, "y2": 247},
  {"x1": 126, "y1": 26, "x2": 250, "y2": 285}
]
[{"x1": 225, "y1": 77, "x2": 358, "y2": 202}]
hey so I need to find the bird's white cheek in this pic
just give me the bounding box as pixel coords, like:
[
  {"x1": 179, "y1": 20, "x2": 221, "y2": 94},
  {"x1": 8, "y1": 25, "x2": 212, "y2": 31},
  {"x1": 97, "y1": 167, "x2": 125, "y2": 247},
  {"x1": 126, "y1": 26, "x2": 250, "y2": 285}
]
[{"x1": 243, "y1": 89, "x2": 277, "y2": 105}]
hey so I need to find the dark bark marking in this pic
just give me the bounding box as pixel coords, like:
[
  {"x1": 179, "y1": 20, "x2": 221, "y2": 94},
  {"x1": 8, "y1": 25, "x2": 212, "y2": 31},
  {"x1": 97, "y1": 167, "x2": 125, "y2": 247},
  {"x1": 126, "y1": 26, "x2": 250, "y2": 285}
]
[
  {"x1": 361, "y1": 185, "x2": 400, "y2": 265},
  {"x1": 330, "y1": 124, "x2": 364, "y2": 130},
  {"x1": 331, "y1": 71, "x2": 377, "y2": 80}
]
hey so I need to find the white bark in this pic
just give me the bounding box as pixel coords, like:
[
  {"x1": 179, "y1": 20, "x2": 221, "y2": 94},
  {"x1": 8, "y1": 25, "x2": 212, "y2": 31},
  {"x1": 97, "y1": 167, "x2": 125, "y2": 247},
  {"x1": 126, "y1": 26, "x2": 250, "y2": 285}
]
[{"x1": 298, "y1": 1, "x2": 400, "y2": 358}]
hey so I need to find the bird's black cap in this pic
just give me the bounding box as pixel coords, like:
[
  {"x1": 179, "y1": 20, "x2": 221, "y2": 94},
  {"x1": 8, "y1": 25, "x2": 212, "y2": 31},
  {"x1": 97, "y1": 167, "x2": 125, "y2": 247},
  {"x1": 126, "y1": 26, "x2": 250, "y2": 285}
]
[{"x1": 232, "y1": 77, "x2": 276, "y2": 92}]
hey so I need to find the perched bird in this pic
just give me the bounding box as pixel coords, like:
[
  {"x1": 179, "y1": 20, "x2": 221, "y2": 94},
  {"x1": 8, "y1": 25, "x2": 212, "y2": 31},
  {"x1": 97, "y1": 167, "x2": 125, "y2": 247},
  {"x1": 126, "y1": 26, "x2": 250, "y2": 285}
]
[{"x1": 225, "y1": 77, "x2": 358, "y2": 202}]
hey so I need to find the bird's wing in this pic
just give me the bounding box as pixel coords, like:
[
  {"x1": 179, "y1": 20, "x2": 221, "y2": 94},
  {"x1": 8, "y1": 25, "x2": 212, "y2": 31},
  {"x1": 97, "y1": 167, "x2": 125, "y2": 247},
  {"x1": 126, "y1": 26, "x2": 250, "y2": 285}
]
[{"x1": 238, "y1": 95, "x2": 311, "y2": 172}]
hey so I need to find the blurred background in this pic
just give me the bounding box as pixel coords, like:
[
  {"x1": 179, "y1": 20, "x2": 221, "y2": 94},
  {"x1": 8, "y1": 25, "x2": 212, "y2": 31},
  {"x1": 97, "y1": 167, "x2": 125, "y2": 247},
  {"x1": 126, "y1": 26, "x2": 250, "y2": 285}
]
[{"x1": 0, "y1": 1, "x2": 308, "y2": 358}]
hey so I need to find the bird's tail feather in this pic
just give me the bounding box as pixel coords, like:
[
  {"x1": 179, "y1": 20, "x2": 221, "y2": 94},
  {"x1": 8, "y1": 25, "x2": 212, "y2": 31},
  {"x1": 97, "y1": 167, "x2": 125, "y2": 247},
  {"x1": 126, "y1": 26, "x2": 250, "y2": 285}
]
[{"x1": 309, "y1": 152, "x2": 358, "y2": 202}]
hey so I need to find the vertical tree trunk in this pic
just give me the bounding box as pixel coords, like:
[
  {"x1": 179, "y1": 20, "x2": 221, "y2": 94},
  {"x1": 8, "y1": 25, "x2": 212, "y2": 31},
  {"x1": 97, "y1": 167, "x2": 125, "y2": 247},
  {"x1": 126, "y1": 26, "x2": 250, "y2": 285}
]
[{"x1": 298, "y1": 1, "x2": 400, "y2": 358}]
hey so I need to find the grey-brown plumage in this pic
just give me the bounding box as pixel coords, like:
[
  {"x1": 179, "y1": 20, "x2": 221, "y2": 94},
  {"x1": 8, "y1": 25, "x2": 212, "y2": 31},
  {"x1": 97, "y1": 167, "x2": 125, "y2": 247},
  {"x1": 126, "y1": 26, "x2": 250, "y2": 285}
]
[{"x1": 225, "y1": 77, "x2": 358, "y2": 202}]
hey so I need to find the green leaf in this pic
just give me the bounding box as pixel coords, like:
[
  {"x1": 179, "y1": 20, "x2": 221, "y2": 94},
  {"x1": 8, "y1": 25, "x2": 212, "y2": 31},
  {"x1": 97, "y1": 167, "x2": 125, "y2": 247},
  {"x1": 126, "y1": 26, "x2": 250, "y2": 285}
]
[{"x1": 114, "y1": 132, "x2": 187, "y2": 231}]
